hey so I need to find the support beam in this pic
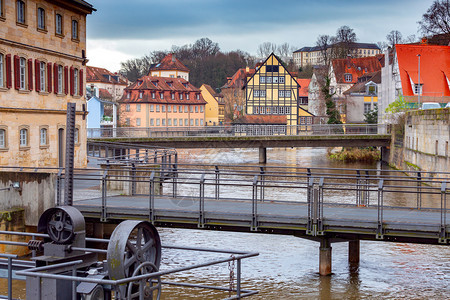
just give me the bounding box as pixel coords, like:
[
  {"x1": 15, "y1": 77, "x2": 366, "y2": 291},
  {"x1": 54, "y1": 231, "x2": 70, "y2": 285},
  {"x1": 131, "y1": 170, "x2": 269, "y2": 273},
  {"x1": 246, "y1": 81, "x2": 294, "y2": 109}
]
[
  {"x1": 319, "y1": 238, "x2": 332, "y2": 276},
  {"x1": 259, "y1": 147, "x2": 267, "y2": 164},
  {"x1": 348, "y1": 240, "x2": 360, "y2": 267}
]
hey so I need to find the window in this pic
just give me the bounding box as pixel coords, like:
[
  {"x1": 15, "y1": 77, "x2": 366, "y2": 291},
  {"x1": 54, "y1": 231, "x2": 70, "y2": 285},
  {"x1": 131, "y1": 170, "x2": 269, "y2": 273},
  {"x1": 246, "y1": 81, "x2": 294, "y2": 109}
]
[
  {"x1": 151, "y1": 92, "x2": 155, "y2": 99},
  {"x1": 156, "y1": 105, "x2": 160, "y2": 112},
  {"x1": 162, "y1": 105, "x2": 165, "y2": 112},
  {"x1": 55, "y1": 13, "x2": 62, "y2": 35},
  {"x1": 184, "y1": 119, "x2": 188, "y2": 126},
  {"x1": 179, "y1": 105, "x2": 182, "y2": 112},
  {"x1": 196, "y1": 94, "x2": 200, "y2": 100},
  {"x1": 254, "y1": 90, "x2": 260, "y2": 97},
  {"x1": 73, "y1": 68, "x2": 78, "y2": 95},
  {"x1": 184, "y1": 106, "x2": 188, "y2": 113},
  {"x1": 17, "y1": 0, "x2": 25, "y2": 24},
  {"x1": 266, "y1": 65, "x2": 279, "y2": 72},
  {"x1": 171, "y1": 93, "x2": 175, "y2": 100},
  {"x1": 273, "y1": 76, "x2": 279, "y2": 83},
  {"x1": 260, "y1": 76, "x2": 266, "y2": 84},
  {"x1": 344, "y1": 74, "x2": 352, "y2": 82},
  {"x1": 0, "y1": 53, "x2": 4, "y2": 88},
  {"x1": 150, "y1": 104, "x2": 154, "y2": 112},
  {"x1": 136, "y1": 118, "x2": 141, "y2": 126},
  {"x1": 168, "y1": 105, "x2": 171, "y2": 112},
  {"x1": 195, "y1": 119, "x2": 199, "y2": 126},
  {"x1": 195, "y1": 106, "x2": 198, "y2": 113},
  {"x1": 156, "y1": 119, "x2": 160, "y2": 126},
  {"x1": 190, "y1": 106, "x2": 193, "y2": 113},
  {"x1": 168, "y1": 119, "x2": 172, "y2": 126},
  {"x1": 266, "y1": 76, "x2": 272, "y2": 84},
  {"x1": 367, "y1": 85, "x2": 377, "y2": 95},
  {"x1": 364, "y1": 103, "x2": 371, "y2": 114},
  {"x1": 19, "y1": 57, "x2": 26, "y2": 90},
  {"x1": 40, "y1": 127, "x2": 47, "y2": 146},
  {"x1": 125, "y1": 104, "x2": 130, "y2": 112},
  {"x1": 173, "y1": 106, "x2": 177, "y2": 112},
  {"x1": 180, "y1": 93, "x2": 183, "y2": 100},
  {"x1": 0, "y1": 128, "x2": 6, "y2": 149},
  {"x1": 200, "y1": 106, "x2": 204, "y2": 113},
  {"x1": 39, "y1": 61, "x2": 46, "y2": 91},
  {"x1": 150, "y1": 118, "x2": 154, "y2": 126},
  {"x1": 200, "y1": 119, "x2": 204, "y2": 126},
  {"x1": 179, "y1": 118, "x2": 183, "y2": 126},
  {"x1": 279, "y1": 90, "x2": 285, "y2": 98},
  {"x1": 186, "y1": 93, "x2": 189, "y2": 100},
  {"x1": 279, "y1": 77, "x2": 285, "y2": 84},
  {"x1": 19, "y1": 128, "x2": 28, "y2": 147},
  {"x1": 414, "y1": 84, "x2": 423, "y2": 95},
  {"x1": 125, "y1": 118, "x2": 130, "y2": 126},
  {"x1": 139, "y1": 91, "x2": 143, "y2": 98},
  {"x1": 160, "y1": 92, "x2": 163, "y2": 99},
  {"x1": 136, "y1": 104, "x2": 141, "y2": 112},
  {"x1": 71, "y1": 19, "x2": 78, "y2": 40},
  {"x1": 190, "y1": 119, "x2": 194, "y2": 126},
  {"x1": 37, "y1": 7, "x2": 45, "y2": 30},
  {"x1": 127, "y1": 92, "x2": 130, "y2": 99},
  {"x1": 174, "y1": 119, "x2": 177, "y2": 126},
  {"x1": 57, "y1": 65, "x2": 63, "y2": 93}
]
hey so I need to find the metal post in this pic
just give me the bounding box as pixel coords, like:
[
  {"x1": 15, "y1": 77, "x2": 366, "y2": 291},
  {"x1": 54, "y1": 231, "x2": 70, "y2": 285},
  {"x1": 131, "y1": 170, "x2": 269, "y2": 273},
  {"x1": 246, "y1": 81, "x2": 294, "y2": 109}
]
[
  {"x1": 172, "y1": 164, "x2": 178, "y2": 198},
  {"x1": 251, "y1": 175, "x2": 258, "y2": 231},
  {"x1": 439, "y1": 182, "x2": 447, "y2": 243},
  {"x1": 198, "y1": 174, "x2": 205, "y2": 228},
  {"x1": 131, "y1": 163, "x2": 136, "y2": 196},
  {"x1": 64, "y1": 102, "x2": 77, "y2": 206},
  {"x1": 101, "y1": 170, "x2": 107, "y2": 222},
  {"x1": 307, "y1": 177, "x2": 314, "y2": 234},
  {"x1": 376, "y1": 179, "x2": 384, "y2": 239},
  {"x1": 356, "y1": 170, "x2": 361, "y2": 206},
  {"x1": 7, "y1": 255, "x2": 17, "y2": 300},
  {"x1": 236, "y1": 259, "x2": 241, "y2": 299},
  {"x1": 318, "y1": 177, "x2": 324, "y2": 234},
  {"x1": 72, "y1": 266, "x2": 77, "y2": 300},
  {"x1": 417, "y1": 172, "x2": 422, "y2": 209},
  {"x1": 364, "y1": 170, "x2": 370, "y2": 207},
  {"x1": 259, "y1": 167, "x2": 265, "y2": 201},
  {"x1": 149, "y1": 171, "x2": 155, "y2": 224},
  {"x1": 215, "y1": 166, "x2": 220, "y2": 200}
]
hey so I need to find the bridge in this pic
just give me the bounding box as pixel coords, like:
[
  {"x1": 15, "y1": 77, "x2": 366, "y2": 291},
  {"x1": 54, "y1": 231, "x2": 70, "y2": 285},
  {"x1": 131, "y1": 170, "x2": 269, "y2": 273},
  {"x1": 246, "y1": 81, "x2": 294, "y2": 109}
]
[
  {"x1": 50, "y1": 163, "x2": 448, "y2": 276},
  {"x1": 87, "y1": 124, "x2": 391, "y2": 163}
]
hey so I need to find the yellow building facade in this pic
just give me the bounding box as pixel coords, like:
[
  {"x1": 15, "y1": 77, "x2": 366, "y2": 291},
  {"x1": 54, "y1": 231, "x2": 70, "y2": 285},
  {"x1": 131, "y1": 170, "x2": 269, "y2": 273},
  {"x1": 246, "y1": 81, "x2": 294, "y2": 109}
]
[
  {"x1": 245, "y1": 53, "x2": 299, "y2": 127},
  {"x1": 200, "y1": 84, "x2": 224, "y2": 125},
  {"x1": 0, "y1": 0, "x2": 94, "y2": 168}
]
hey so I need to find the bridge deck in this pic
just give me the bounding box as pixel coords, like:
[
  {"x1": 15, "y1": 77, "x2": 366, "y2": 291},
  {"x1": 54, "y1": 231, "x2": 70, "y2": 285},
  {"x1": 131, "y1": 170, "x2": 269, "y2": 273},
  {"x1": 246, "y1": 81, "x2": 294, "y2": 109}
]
[{"x1": 75, "y1": 195, "x2": 449, "y2": 245}]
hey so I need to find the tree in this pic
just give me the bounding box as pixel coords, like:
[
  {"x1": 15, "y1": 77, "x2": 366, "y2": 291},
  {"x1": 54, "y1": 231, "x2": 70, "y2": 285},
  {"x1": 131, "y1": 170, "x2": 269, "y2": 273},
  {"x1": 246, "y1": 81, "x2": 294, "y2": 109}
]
[
  {"x1": 332, "y1": 25, "x2": 358, "y2": 59},
  {"x1": 257, "y1": 42, "x2": 277, "y2": 58},
  {"x1": 315, "y1": 34, "x2": 333, "y2": 66},
  {"x1": 321, "y1": 76, "x2": 342, "y2": 124},
  {"x1": 120, "y1": 56, "x2": 152, "y2": 82},
  {"x1": 418, "y1": 0, "x2": 450, "y2": 35},
  {"x1": 192, "y1": 37, "x2": 220, "y2": 59},
  {"x1": 276, "y1": 42, "x2": 293, "y2": 62},
  {"x1": 364, "y1": 106, "x2": 378, "y2": 124},
  {"x1": 386, "y1": 30, "x2": 403, "y2": 47}
]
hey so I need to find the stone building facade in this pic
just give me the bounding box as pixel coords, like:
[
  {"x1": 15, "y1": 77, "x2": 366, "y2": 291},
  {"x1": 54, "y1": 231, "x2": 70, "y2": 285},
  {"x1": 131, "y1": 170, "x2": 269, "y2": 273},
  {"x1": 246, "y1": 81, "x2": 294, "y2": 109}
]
[{"x1": 0, "y1": 0, "x2": 94, "y2": 168}]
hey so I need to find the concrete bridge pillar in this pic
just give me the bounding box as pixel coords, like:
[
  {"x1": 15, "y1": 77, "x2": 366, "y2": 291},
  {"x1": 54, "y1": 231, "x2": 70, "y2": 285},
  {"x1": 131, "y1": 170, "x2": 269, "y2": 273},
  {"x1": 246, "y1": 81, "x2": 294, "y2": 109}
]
[
  {"x1": 348, "y1": 240, "x2": 360, "y2": 267},
  {"x1": 259, "y1": 147, "x2": 267, "y2": 164},
  {"x1": 319, "y1": 238, "x2": 332, "y2": 276}
]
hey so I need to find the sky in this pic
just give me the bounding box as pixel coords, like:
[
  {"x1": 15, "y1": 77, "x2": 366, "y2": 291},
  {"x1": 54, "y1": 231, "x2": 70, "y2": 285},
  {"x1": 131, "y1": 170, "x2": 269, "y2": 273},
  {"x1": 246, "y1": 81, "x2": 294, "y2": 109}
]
[{"x1": 86, "y1": 0, "x2": 434, "y2": 72}]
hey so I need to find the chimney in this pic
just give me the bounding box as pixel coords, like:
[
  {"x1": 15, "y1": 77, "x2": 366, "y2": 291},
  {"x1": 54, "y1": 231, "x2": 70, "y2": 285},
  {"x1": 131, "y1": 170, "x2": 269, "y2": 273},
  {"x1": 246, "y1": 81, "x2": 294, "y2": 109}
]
[{"x1": 246, "y1": 66, "x2": 250, "y2": 73}]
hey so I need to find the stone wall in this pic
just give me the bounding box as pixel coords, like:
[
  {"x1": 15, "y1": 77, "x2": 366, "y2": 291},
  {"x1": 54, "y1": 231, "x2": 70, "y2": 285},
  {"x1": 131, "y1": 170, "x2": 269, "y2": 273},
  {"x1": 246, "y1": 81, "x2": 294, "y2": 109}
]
[
  {"x1": 389, "y1": 109, "x2": 449, "y2": 178},
  {"x1": 0, "y1": 171, "x2": 55, "y2": 226}
]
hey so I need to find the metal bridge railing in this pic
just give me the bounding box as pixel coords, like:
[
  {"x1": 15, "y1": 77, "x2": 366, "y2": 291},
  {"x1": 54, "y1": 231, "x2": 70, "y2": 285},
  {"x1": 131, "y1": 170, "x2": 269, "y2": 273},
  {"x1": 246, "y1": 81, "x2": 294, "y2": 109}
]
[{"x1": 87, "y1": 124, "x2": 388, "y2": 139}]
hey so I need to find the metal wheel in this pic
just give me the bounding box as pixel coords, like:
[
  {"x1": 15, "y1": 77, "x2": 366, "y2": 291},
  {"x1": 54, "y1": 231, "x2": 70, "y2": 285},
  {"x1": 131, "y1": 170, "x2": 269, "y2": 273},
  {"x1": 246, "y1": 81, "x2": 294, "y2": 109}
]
[
  {"x1": 38, "y1": 206, "x2": 85, "y2": 244},
  {"x1": 107, "y1": 220, "x2": 161, "y2": 281},
  {"x1": 127, "y1": 262, "x2": 161, "y2": 300}
]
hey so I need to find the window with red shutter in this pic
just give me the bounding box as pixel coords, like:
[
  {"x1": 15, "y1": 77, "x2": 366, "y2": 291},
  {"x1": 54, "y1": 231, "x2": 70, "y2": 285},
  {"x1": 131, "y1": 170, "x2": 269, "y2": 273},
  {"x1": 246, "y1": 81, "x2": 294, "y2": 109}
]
[
  {"x1": 6, "y1": 54, "x2": 12, "y2": 89},
  {"x1": 53, "y1": 63, "x2": 58, "y2": 94},
  {"x1": 35, "y1": 59, "x2": 40, "y2": 92},
  {"x1": 64, "y1": 66, "x2": 68, "y2": 95},
  {"x1": 70, "y1": 66, "x2": 74, "y2": 96},
  {"x1": 47, "y1": 62, "x2": 52, "y2": 93},
  {"x1": 79, "y1": 69, "x2": 83, "y2": 96},
  {"x1": 27, "y1": 59, "x2": 33, "y2": 91},
  {"x1": 14, "y1": 55, "x2": 20, "y2": 90}
]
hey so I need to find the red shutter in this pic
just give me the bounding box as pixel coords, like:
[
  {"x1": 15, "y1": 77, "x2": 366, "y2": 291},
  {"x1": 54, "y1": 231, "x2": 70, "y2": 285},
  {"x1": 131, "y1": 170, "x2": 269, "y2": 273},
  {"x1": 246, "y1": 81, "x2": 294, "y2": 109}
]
[
  {"x1": 14, "y1": 55, "x2": 20, "y2": 90},
  {"x1": 64, "y1": 66, "x2": 68, "y2": 95},
  {"x1": 27, "y1": 59, "x2": 33, "y2": 91},
  {"x1": 5, "y1": 54, "x2": 12, "y2": 89},
  {"x1": 47, "y1": 62, "x2": 52, "y2": 93},
  {"x1": 70, "y1": 66, "x2": 74, "y2": 96},
  {"x1": 79, "y1": 69, "x2": 83, "y2": 96},
  {"x1": 35, "y1": 60, "x2": 41, "y2": 92},
  {"x1": 53, "y1": 64, "x2": 58, "y2": 94}
]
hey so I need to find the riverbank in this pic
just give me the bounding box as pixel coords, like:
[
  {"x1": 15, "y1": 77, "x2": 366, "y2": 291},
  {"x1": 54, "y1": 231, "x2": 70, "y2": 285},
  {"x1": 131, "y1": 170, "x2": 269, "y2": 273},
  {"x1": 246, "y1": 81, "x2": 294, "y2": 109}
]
[{"x1": 327, "y1": 147, "x2": 381, "y2": 163}]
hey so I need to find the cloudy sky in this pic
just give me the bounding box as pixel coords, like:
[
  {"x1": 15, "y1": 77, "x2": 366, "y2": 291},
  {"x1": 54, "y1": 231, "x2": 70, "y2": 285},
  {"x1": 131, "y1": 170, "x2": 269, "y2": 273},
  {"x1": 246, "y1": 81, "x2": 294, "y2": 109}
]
[{"x1": 86, "y1": 0, "x2": 433, "y2": 72}]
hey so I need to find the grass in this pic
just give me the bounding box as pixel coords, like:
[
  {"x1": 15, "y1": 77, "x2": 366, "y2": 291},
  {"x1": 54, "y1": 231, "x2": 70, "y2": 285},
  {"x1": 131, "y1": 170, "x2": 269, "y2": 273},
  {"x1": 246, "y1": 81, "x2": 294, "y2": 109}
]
[{"x1": 328, "y1": 147, "x2": 381, "y2": 163}]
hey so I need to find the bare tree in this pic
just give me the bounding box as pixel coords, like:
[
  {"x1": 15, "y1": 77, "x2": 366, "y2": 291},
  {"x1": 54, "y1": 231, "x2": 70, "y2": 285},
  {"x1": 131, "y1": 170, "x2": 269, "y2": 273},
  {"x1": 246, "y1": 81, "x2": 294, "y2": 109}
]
[
  {"x1": 386, "y1": 30, "x2": 403, "y2": 47},
  {"x1": 404, "y1": 34, "x2": 418, "y2": 43},
  {"x1": 257, "y1": 42, "x2": 277, "y2": 58},
  {"x1": 377, "y1": 41, "x2": 389, "y2": 52},
  {"x1": 333, "y1": 25, "x2": 358, "y2": 58},
  {"x1": 316, "y1": 35, "x2": 333, "y2": 66},
  {"x1": 418, "y1": 0, "x2": 450, "y2": 35},
  {"x1": 276, "y1": 42, "x2": 292, "y2": 60},
  {"x1": 192, "y1": 37, "x2": 220, "y2": 59}
]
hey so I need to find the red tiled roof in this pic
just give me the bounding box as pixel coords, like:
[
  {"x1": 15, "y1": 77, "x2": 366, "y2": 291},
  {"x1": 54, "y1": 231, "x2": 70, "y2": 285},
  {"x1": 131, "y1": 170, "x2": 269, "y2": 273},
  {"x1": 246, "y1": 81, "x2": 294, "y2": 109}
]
[
  {"x1": 395, "y1": 44, "x2": 450, "y2": 97},
  {"x1": 99, "y1": 88, "x2": 113, "y2": 100},
  {"x1": 120, "y1": 75, "x2": 206, "y2": 105},
  {"x1": 221, "y1": 68, "x2": 256, "y2": 89},
  {"x1": 86, "y1": 66, "x2": 127, "y2": 85},
  {"x1": 297, "y1": 79, "x2": 311, "y2": 97},
  {"x1": 332, "y1": 56, "x2": 382, "y2": 84},
  {"x1": 235, "y1": 115, "x2": 287, "y2": 124},
  {"x1": 149, "y1": 53, "x2": 189, "y2": 73}
]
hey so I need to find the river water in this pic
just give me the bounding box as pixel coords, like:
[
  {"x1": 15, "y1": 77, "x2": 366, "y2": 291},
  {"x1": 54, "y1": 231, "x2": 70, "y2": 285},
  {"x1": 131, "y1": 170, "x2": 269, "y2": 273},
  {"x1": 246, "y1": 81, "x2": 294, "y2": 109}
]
[{"x1": 155, "y1": 147, "x2": 450, "y2": 299}]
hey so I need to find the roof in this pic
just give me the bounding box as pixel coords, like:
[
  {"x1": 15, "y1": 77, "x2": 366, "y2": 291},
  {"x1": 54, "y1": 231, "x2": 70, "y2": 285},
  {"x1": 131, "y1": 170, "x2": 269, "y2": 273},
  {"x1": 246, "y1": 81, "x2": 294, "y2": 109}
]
[
  {"x1": 221, "y1": 68, "x2": 256, "y2": 89},
  {"x1": 395, "y1": 44, "x2": 450, "y2": 97},
  {"x1": 149, "y1": 53, "x2": 189, "y2": 73},
  {"x1": 297, "y1": 79, "x2": 311, "y2": 97},
  {"x1": 331, "y1": 56, "x2": 382, "y2": 84},
  {"x1": 120, "y1": 75, "x2": 206, "y2": 105},
  {"x1": 99, "y1": 88, "x2": 113, "y2": 100},
  {"x1": 234, "y1": 115, "x2": 287, "y2": 125},
  {"x1": 294, "y1": 42, "x2": 380, "y2": 53},
  {"x1": 87, "y1": 96, "x2": 115, "y2": 105},
  {"x1": 86, "y1": 66, "x2": 128, "y2": 85},
  {"x1": 202, "y1": 84, "x2": 223, "y2": 98},
  {"x1": 344, "y1": 70, "x2": 381, "y2": 95}
]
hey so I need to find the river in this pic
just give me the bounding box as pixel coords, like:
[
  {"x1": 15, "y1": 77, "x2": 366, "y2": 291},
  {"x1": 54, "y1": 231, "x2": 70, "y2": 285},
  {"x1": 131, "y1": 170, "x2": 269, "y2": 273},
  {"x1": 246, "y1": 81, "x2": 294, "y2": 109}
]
[{"x1": 155, "y1": 147, "x2": 450, "y2": 299}]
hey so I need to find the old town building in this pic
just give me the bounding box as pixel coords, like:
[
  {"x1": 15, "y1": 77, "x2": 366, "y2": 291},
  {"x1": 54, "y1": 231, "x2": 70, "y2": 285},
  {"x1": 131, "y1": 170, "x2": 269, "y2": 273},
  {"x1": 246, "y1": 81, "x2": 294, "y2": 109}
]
[
  {"x1": 200, "y1": 84, "x2": 224, "y2": 125},
  {"x1": 148, "y1": 53, "x2": 189, "y2": 81},
  {"x1": 86, "y1": 65, "x2": 128, "y2": 102},
  {"x1": 118, "y1": 76, "x2": 206, "y2": 128},
  {"x1": 0, "y1": 0, "x2": 95, "y2": 168}
]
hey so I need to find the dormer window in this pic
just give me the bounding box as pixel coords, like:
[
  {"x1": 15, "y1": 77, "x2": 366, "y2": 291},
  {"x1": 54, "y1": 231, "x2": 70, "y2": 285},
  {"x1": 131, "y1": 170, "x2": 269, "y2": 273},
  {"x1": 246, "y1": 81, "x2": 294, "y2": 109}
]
[
  {"x1": 186, "y1": 93, "x2": 190, "y2": 100},
  {"x1": 367, "y1": 84, "x2": 377, "y2": 95},
  {"x1": 414, "y1": 84, "x2": 423, "y2": 95},
  {"x1": 171, "y1": 93, "x2": 175, "y2": 100},
  {"x1": 127, "y1": 92, "x2": 130, "y2": 99},
  {"x1": 180, "y1": 93, "x2": 183, "y2": 100},
  {"x1": 167, "y1": 81, "x2": 172, "y2": 87},
  {"x1": 196, "y1": 94, "x2": 200, "y2": 100},
  {"x1": 183, "y1": 83, "x2": 188, "y2": 88},
  {"x1": 153, "y1": 81, "x2": 158, "y2": 87},
  {"x1": 160, "y1": 92, "x2": 164, "y2": 99},
  {"x1": 344, "y1": 74, "x2": 352, "y2": 82},
  {"x1": 152, "y1": 92, "x2": 155, "y2": 99},
  {"x1": 139, "y1": 91, "x2": 143, "y2": 98}
]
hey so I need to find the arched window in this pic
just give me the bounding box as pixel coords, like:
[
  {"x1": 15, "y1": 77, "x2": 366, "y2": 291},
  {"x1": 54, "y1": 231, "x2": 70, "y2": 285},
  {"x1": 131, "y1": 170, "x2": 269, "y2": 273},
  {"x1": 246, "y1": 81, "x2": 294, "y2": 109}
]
[
  {"x1": 19, "y1": 128, "x2": 28, "y2": 146},
  {"x1": 72, "y1": 20, "x2": 78, "y2": 40},
  {"x1": 40, "y1": 128, "x2": 47, "y2": 145},
  {"x1": 55, "y1": 13, "x2": 63, "y2": 35}
]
